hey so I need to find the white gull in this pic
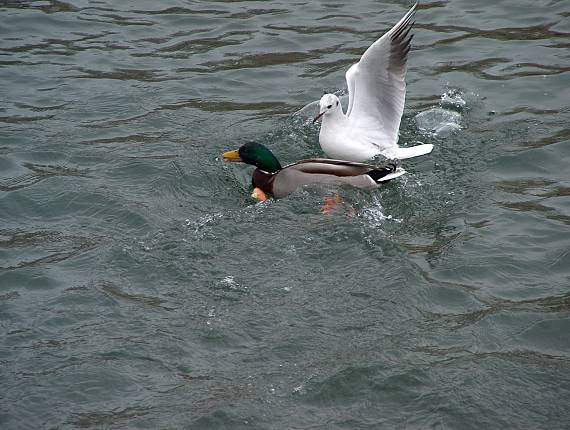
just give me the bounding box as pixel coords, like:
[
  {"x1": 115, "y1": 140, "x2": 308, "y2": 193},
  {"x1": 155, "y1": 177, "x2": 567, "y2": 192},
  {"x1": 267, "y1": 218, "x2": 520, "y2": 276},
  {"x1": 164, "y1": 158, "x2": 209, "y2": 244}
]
[{"x1": 313, "y1": 3, "x2": 433, "y2": 161}]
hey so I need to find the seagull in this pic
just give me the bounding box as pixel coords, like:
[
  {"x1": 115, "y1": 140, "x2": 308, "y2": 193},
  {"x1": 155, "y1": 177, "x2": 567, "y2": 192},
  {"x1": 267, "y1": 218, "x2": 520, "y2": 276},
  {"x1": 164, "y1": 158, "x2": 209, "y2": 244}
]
[{"x1": 313, "y1": 3, "x2": 433, "y2": 161}]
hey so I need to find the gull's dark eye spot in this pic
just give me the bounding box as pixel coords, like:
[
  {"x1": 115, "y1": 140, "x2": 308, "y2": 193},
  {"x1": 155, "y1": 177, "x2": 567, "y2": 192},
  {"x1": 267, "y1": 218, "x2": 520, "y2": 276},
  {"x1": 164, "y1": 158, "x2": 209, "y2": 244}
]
[
  {"x1": 336, "y1": 101, "x2": 339, "y2": 106},
  {"x1": 327, "y1": 104, "x2": 332, "y2": 109}
]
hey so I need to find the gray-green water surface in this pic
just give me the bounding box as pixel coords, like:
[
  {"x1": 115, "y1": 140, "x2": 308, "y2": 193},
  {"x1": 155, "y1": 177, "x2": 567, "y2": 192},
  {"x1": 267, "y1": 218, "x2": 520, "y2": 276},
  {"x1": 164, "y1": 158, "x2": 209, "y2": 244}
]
[{"x1": 1, "y1": 1, "x2": 570, "y2": 428}]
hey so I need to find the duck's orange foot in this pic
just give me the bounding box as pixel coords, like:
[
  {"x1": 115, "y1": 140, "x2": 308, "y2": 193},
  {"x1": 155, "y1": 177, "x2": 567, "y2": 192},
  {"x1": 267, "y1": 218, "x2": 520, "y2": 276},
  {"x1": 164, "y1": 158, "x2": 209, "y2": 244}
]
[
  {"x1": 320, "y1": 193, "x2": 354, "y2": 216},
  {"x1": 251, "y1": 187, "x2": 268, "y2": 202}
]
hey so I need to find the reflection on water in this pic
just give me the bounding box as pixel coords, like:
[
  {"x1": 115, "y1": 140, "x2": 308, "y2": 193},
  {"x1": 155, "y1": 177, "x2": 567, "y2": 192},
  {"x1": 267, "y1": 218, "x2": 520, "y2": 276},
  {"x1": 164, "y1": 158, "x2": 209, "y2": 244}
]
[{"x1": 1, "y1": 0, "x2": 569, "y2": 429}]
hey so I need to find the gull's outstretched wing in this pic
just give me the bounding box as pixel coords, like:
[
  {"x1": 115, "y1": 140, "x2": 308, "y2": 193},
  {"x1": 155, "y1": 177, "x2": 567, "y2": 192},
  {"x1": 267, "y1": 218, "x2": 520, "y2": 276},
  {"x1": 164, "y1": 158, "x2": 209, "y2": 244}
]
[
  {"x1": 345, "y1": 3, "x2": 417, "y2": 147},
  {"x1": 345, "y1": 63, "x2": 358, "y2": 117}
]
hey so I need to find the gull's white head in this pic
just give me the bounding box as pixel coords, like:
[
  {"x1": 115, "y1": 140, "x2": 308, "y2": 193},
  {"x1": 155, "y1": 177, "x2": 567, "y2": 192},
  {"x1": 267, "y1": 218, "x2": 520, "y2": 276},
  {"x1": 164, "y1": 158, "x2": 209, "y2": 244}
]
[{"x1": 313, "y1": 94, "x2": 342, "y2": 123}]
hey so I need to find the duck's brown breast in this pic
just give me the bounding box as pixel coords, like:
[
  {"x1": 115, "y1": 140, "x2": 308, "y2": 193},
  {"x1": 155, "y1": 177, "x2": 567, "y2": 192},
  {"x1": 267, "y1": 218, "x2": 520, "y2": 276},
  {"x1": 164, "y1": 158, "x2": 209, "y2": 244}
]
[{"x1": 252, "y1": 169, "x2": 274, "y2": 195}]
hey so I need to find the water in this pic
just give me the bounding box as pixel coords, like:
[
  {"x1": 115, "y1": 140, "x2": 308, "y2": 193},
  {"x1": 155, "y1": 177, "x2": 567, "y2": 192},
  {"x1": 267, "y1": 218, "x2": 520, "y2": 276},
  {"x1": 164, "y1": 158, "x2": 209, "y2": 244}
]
[{"x1": 1, "y1": 1, "x2": 569, "y2": 428}]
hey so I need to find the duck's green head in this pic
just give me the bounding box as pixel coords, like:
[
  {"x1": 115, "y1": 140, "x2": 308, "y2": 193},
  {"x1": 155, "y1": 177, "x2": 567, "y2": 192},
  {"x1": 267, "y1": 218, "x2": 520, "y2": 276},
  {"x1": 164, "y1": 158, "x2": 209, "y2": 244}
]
[{"x1": 223, "y1": 142, "x2": 282, "y2": 173}]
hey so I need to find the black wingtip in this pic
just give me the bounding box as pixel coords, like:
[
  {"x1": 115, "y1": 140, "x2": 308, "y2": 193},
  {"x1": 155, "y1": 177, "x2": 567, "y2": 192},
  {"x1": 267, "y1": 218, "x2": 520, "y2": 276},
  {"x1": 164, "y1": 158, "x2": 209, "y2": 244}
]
[{"x1": 391, "y1": 6, "x2": 416, "y2": 41}]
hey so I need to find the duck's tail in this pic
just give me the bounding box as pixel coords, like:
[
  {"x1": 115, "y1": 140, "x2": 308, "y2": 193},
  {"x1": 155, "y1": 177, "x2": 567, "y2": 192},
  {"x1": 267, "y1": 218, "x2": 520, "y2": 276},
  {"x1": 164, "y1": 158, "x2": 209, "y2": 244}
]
[
  {"x1": 368, "y1": 164, "x2": 406, "y2": 183},
  {"x1": 393, "y1": 144, "x2": 434, "y2": 160},
  {"x1": 377, "y1": 167, "x2": 406, "y2": 182}
]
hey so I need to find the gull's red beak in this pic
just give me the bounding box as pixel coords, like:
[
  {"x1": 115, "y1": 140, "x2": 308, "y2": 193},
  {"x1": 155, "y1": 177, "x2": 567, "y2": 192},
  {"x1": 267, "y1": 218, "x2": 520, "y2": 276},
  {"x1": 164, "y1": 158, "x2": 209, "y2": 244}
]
[{"x1": 313, "y1": 111, "x2": 325, "y2": 124}]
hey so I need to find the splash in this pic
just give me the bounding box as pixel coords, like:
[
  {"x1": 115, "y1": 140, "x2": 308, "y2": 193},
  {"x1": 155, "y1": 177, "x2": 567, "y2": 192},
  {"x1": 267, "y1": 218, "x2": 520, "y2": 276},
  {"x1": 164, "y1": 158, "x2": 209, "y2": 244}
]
[
  {"x1": 415, "y1": 109, "x2": 462, "y2": 137},
  {"x1": 360, "y1": 196, "x2": 403, "y2": 227},
  {"x1": 440, "y1": 89, "x2": 467, "y2": 110},
  {"x1": 219, "y1": 275, "x2": 241, "y2": 290},
  {"x1": 415, "y1": 89, "x2": 466, "y2": 137},
  {"x1": 185, "y1": 212, "x2": 224, "y2": 238}
]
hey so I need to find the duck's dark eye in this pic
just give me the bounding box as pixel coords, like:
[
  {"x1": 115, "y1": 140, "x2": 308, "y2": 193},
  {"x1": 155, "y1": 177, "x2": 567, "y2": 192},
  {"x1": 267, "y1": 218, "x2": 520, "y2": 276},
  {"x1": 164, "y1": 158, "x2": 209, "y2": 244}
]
[{"x1": 327, "y1": 104, "x2": 332, "y2": 109}]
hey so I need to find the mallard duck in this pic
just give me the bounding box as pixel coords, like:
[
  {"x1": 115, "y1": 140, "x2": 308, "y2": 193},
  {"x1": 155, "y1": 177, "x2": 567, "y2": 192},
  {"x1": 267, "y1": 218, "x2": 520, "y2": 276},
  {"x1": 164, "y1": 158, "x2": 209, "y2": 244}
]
[
  {"x1": 313, "y1": 3, "x2": 433, "y2": 161},
  {"x1": 223, "y1": 142, "x2": 405, "y2": 200}
]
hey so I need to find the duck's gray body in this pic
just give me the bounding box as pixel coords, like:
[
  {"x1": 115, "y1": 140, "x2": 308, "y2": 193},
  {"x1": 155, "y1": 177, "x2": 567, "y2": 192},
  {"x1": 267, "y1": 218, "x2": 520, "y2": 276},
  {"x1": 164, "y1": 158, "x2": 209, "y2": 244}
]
[{"x1": 253, "y1": 159, "x2": 405, "y2": 198}]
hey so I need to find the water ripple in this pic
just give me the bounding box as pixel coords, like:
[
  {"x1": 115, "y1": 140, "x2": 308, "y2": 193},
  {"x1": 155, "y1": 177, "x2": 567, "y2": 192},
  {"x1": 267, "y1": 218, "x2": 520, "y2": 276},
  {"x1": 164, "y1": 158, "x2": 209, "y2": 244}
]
[
  {"x1": 1, "y1": 1, "x2": 569, "y2": 428},
  {"x1": 0, "y1": 163, "x2": 88, "y2": 192}
]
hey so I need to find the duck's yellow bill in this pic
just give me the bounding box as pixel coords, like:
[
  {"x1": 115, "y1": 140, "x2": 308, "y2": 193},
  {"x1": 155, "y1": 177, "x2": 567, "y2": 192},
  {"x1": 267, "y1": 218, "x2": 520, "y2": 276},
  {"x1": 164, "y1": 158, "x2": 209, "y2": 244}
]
[
  {"x1": 223, "y1": 149, "x2": 242, "y2": 162},
  {"x1": 251, "y1": 187, "x2": 268, "y2": 202}
]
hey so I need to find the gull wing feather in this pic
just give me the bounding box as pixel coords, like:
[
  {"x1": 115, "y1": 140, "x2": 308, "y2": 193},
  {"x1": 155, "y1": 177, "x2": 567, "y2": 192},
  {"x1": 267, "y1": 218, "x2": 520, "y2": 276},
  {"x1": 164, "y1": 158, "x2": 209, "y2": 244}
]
[
  {"x1": 345, "y1": 63, "x2": 358, "y2": 116},
  {"x1": 345, "y1": 3, "x2": 417, "y2": 147}
]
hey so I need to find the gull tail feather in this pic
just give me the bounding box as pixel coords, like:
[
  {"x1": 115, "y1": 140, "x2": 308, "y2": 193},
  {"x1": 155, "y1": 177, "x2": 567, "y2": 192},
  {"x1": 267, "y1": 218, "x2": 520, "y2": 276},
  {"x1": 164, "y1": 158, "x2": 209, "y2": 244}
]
[{"x1": 393, "y1": 144, "x2": 433, "y2": 160}]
